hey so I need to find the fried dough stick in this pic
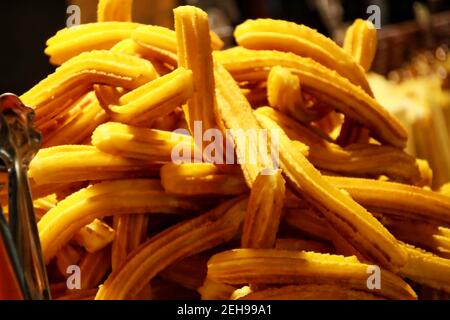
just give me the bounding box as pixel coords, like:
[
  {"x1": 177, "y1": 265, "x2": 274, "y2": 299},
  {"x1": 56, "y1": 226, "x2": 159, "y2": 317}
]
[
  {"x1": 207, "y1": 249, "x2": 417, "y2": 300},
  {"x1": 38, "y1": 179, "x2": 203, "y2": 263},
  {"x1": 215, "y1": 48, "x2": 407, "y2": 147},
  {"x1": 234, "y1": 19, "x2": 372, "y2": 94},
  {"x1": 343, "y1": 19, "x2": 377, "y2": 72},
  {"x1": 338, "y1": 19, "x2": 378, "y2": 146},
  {"x1": 93, "y1": 122, "x2": 196, "y2": 161},
  {"x1": 95, "y1": 197, "x2": 248, "y2": 299},
  {"x1": 22, "y1": 50, "x2": 157, "y2": 124},
  {"x1": 328, "y1": 176, "x2": 450, "y2": 226},
  {"x1": 29, "y1": 145, "x2": 160, "y2": 185},
  {"x1": 255, "y1": 112, "x2": 407, "y2": 271},
  {"x1": 174, "y1": 6, "x2": 217, "y2": 134},
  {"x1": 41, "y1": 92, "x2": 109, "y2": 148},
  {"x1": 45, "y1": 22, "x2": 141, "y2": 65},
  {"x1": 376, "y1": 216, "x2": 450, "y2": 259},
  {"x1": 255, "y1": 107, "x2": 420, "y2": 184},
  {"x1": 284, "y1": 208, "x2": 450, "y2": 292},
  {"x1": 109, "y1": 67, "x2": 193, "y2": 125}
]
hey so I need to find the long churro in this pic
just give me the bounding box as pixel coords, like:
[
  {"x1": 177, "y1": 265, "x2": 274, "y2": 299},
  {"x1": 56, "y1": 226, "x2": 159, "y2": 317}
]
[
  {"x1": 22, "y1": 50, "x2": 157, "y2": 113},
  {"x1": 234, "y1": 19, "x2": 372, "y2": 94},
  {"x1": 216, "y1": 48, "x2": 407, "y2": 147},
  {"x1": 95, "y1": 197, "x2": 248, "y2": 299},
  {"x1": 255, "y1": 107, "x2": 420, "y2": 183},
  {"x1": 29, "y1": 145, "x2": 160, "y2": 185},
  {"x1": 328, "y1": 176, "x2": 450, "y2": 226},
  {"x1": 255, "y1": 113, "x2": 407, "y2": 270},
  {"x1": 46, "y1": 22, "x2": 141, "y2": 65},
  {"x1": 207, "y1": 249, "x2": 417, "y2": 299},
  {"x1": 38, "y1": 179, "x2": 202, "y2": 263},
  {"x1": 174, "y1": 6, "x2": 217, "y2": 134},
  {"x1": 214, "y1": 63, "x2": 274, "y2": 186}
]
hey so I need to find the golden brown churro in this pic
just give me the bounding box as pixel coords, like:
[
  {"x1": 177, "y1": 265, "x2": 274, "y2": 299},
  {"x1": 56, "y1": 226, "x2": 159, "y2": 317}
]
[
  {"x1": 96, "y1": 197, "x2": 248, "y2": 299},
  {"x1": 207, "y1": 249, "x2": 417, "y2": 299},
  {"x1": 234, "y1": 19, "x2": 372, "y2": 93},
  {"x1": 216, "y1": 48, "x2": 407, "y2": 147},
  {"x1": 38, "y1": 179, "x2": 202, "y2": 263},
  {"x1": 255, "y1": 112, "x2": 407, "y2": 271},
  {"x1": 174, "y1": 6, "x2": 217, "y2": 134}
]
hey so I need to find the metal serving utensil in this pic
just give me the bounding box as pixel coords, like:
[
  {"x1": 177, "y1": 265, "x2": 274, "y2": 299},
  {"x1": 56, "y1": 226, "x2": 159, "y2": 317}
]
[{"x1": 0, "y1": 93, "x2": 50, "y2": 300}]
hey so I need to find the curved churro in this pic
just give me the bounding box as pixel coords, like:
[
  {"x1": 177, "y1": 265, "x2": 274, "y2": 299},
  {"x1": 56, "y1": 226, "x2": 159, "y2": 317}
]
[
  {"x1": 38, "y1": 179, "x2": 202, "y2": 263},
  {"x1": 256, "y1": 113, "x2": 407, "y2": 270},
  {"x1": 207, "y1": 249, "x2": 417, "y2": 300},
  {"x1": 46, "y1": 22, "x2": 141, "y2": 65},
  {"x1": 95, "y1": 197, "x2": 248, "y2": 299},
  {"x1": 400, "y1": 244, "x2": 450, "y2": 293},
  {"x1": 29, "y1": 145, "x2": 160, "y2": 185},
  {"x1": 328, "y1": 176, "x2": 450, "y2": 226},
  {"x1": 216, "y1": 48, "x2": 407, "y2": 147},
  {"x1": 234, "y1": 19, "x2": 372, "y2": 94},
  {"x1": 132, "y1": 25, "x2": 178, "y2": 66},
  {"x1": 198, "y1": 277, "x2": 236, "y2": 300},
  {"x1": 337, "y1": 19, "x2": 377, "y2": 146},
  {"x1": 109, "y1": 67, "x2": 193, "y2": 125},
  {"x1": 377, "y1": 216, "x2": 450, "y2": 259},
  {"x1": 92, "y1": 122, "x2": 195, "y2": 162},
  {"x1": 40, "y1": 92, "x2": 109, "y2": 148},
  {"x1": 255, "y1": 107, "x2": 420, "y2": 183},
  {"x1": 22, "y1": 50, "x2": 157, "y2": 112}
]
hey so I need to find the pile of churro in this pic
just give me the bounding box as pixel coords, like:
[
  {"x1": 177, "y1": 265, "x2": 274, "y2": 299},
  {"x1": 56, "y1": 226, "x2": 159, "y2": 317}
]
[{"x1": 9, "y1": 0, "x2": 450, "y2": 299}]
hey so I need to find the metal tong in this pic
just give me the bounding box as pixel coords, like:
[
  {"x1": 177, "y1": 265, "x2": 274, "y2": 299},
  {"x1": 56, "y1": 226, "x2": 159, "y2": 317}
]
[{"x1": 0, "y1": 93, "x2": 50, "y2": 300}]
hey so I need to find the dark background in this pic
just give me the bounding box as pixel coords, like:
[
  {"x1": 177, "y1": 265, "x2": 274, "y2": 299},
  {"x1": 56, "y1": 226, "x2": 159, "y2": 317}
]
[{"x1": 1, "y1": 0, "x2": 449, "y2": 95}]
